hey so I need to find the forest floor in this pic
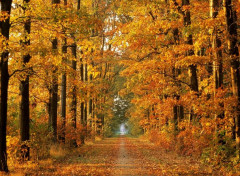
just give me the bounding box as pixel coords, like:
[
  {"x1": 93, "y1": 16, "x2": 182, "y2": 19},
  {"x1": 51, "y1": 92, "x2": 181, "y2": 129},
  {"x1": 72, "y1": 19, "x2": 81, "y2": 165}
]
[{"x1": 3, "y1": 136, "x2": 223, "y2": 176}]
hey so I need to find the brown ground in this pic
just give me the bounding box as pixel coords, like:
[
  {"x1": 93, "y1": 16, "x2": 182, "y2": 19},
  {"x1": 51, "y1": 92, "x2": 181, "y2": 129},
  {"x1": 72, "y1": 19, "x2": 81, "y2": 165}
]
[{"x1": 2, "y1": 136, "x2": 218, "y2": 176}]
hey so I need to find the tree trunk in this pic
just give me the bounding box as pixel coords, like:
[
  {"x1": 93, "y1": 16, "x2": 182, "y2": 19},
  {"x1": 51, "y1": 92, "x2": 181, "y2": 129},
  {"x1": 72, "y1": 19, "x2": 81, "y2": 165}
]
[
  {"x1": 224, "y1": 0, "x2": 240, "y2": 157},
  {"x1": 0, "y1": 0, "x2": 12, "y2": 172},
  {"x1": 89, "y1": 98, "x2": 94, "y2": 140},
  {"x1": 50, "y1": 66, "x2": 58, "y2": 142},
  {"x1": 80, "y1": 52, "x2": 85, "y2": 144},
  {"x1": 173, "y1": 105, "x2": 178, "y2": 133},
  {"x1": 59, "y1": 38, "x2": 67, "y2": 143},
  {"x1": 172, "y1": 26, "x2": 184, "y2": 132},
  {"x1": 182, "y1": 0, "x2": 198, "y2": 93},
  {"x1": 84, "y1": 100, "x2": 88, "y2": 138},
  {"x1": 48, "y1": 88, "x2": 52, "y2": 123},
  {"x1": 77, "y1": 0, "x2": 81, "y2": 10},
  {"x1": 80, "y1": 102, "x2": 85, "y2": 144},
  {"x1": 210, "y1": 0, "x2": 225, "y2": 145},
  {"x1": 20, "y1": 0, "x2": 31, "y2": 161},
  {"x1": 211, "y1": 0, "x2": 223, "y2": 97},
  {"x1": 84, "y1": 64, "x2": 88, "y2": 127},
  {"x1": 182, "y1": 0, "x2": 198, "y2": 122},
  {"x1": 80, "y1": 54, "x2": 84, "y2": 82},
  {"x1": 50, "y1": 38, "x2": 58, "y2": 142},
  {"x1": 70, "y1": 42, "x2": 77, "y2": 147},
  {"x1": 49, "y1": 0, "x2": 60, "y2": 142},
  {"x1": 89, "y1": 99, "x2": 93, "y2": 123},
  {"x1": 89, "y1": 71, "x2": 93, "y2": 129}
]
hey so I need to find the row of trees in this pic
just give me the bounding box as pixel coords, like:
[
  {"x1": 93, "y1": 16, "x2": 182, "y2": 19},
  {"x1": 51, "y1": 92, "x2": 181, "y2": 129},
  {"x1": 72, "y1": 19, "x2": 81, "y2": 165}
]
[
  {"x1": 0, "y1": 0, "x2": 118, "y2": 172},
  {"x1": 112, "y1": 0, "x2": 240, "y2": 166},
  {"x1": 2, "y1": 0, "x2": 240, "y2": 172}
]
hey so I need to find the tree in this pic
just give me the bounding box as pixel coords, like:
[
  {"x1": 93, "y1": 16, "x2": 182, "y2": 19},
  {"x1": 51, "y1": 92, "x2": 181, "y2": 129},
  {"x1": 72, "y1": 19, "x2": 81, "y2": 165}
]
[
  {"x1": 19, "y1": 0, "x2": 31, "y2": 161},
  {"x1": 69, "y1": 0, "x2": 81, "y2": 147},
  {"x1": 211, "y1": 0, "x2": 223, "y2": 93},
  {"x1": 224, "y1": 0, "x2": 240, "y2": 157},
  {"x1": 70, "y1": 42, "x2": 77, "y2": 147},
  {"x1": 182, "y1": 0, "x2": 198, "y2": 122},
  {"x1": 49, "y1": 0, "x2": 60, "y2": 142},
  {"x1": 59, "y1": 0, "x2": 68, "y2": 143},
  {"x1": 0, "y1": 0, "x2": 12, "y2": 172},
  {"x1": 210, "y1": 0, "x2": 225, "y2": 145}
]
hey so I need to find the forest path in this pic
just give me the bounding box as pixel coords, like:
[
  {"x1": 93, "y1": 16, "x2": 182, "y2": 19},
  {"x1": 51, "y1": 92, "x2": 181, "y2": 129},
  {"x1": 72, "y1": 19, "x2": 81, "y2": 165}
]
[
  {"x1": 109, "y1": 136, "x2": 212, "y2": 176},
  {"x1": 10, "y1": 136, "x2": 214, "y2": 176}
]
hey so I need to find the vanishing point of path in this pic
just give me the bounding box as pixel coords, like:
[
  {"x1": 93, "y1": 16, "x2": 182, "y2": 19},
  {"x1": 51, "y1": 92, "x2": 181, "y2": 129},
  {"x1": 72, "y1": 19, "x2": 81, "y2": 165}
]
[{"x1": 11, "y1": 137, "x2": 215, "y2": 176}]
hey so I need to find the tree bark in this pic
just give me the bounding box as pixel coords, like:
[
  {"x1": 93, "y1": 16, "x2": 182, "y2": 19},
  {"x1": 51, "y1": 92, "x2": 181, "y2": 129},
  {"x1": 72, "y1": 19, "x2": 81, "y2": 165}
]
[
  {"x1": 84, "y1": 63, "x2": 88, "y2": 129},
  {"x1": 211, "y1": 0, "x2": 223, "y2": 93},
  {"x1": 224, "y1": 0, "x2": 240, "y2": 157},
  {"x1": 172, "y1": 26, "x2": 184, "y2": 132},
  {"x1": 50, "y1": 66, "x2": 58, "y2": 142},
  {"x1": 80, "y1": 102, "x2": 85, "y2": 144},
  {"x1": 80, "y1": 54, "x2": 85, "y2": 144},
  {"x1": 89, "y1": 70, "x2": 93, "y2": 129},
  {"x1": 59, "y1": 38, "x2": 67, "y2": 143},
  {"x1": 182, "y1": 0, "x2": 198, "y2": 122},
  {"x1": 77, "y1": 0, "x2": 85, "y2": 144},
  {"x1": 182, "y1": 0, "x2": 198, "y2": 93},
  {"x1": 0, "y1": 0, "x2": 12, "y2": 172},
  {"x1": 20, "y1": 0, "x2": 31, "y2": 161},
  {"x1": 210, "y1": 0, "x2": 225, "y2": 145},
  {"x1": 49, "y1": 0, "x2": 60, "y2": 142},
  {"x1": 69, "y1": 0, "x2": 80, "y2": 147},
  {"x1": 70, "y1": 42, "x2": 77, "y2": 147}
]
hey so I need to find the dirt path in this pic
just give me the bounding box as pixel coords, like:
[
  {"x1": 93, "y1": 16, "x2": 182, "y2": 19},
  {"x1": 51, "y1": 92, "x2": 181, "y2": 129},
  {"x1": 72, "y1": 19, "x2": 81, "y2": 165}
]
[
  {"x1": 111, "y1": 137, "x2": 212, "y2": 176},
  {"x1": 8, "y1": 136, "x2": 215, "y2": 176}
]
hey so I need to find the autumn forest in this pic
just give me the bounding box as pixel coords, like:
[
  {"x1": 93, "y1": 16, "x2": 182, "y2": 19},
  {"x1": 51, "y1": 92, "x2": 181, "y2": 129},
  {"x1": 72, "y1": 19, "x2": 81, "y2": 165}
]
[{"x1": 0, "y1": 0, "x2": 240, "y2": 175}]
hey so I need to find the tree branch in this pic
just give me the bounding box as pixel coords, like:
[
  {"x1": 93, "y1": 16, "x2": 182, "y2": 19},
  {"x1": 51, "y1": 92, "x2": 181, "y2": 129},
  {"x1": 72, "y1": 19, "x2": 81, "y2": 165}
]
[{"x1": 9, "y1": 68, "x2": 30, "y2": 78}]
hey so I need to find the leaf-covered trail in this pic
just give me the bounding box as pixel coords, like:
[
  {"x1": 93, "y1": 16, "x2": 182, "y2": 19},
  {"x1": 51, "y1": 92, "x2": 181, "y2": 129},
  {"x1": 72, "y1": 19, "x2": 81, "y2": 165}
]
[
  {"x1": 110, "y1": 137, "x2": 212, "y2": 175},
  {"x1": 9, "y1": 137, "x2": 214, "y2": 176}
]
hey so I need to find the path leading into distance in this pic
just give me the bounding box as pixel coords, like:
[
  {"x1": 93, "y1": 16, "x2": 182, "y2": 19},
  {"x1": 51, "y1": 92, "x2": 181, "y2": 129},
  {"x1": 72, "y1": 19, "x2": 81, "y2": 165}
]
[{"x1": 11, "y1": 136, "x2": 216, "y2": 175}]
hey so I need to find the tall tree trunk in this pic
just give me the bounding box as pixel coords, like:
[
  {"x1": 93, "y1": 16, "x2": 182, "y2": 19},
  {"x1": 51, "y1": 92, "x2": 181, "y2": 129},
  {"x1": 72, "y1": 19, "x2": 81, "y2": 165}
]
[
  {"x1": 210, "y1": 0, "x2": 225, "y2": 144},
  {"x1": 0, "y1": 0, "x2": 12, "y2": 172},
  {"x1": 211, "y1": 0, "x2": 223, "y2": 98},
  {"x1": 68, "y1": 0, "x2": 81, "y2": 147},
  {"x1": 224, "y1": 0, "x2": 240, "y2": 157},
  {"x1": 49, "y1": 0, "x2": 60, "y2": 142},
  {"x1": 50, "y1": 66, "x2": 58, "y2": 141},
  {"x1": 84, "y1": 63, "x2": 88, "y2": 138},
  {"x1": 80, "y1": 52, "x2": 85, "y2": 144},
  {"x1": 182, "y1": 0, "x2": 198, "y2": 122},
  {"x1": 89, "y1": 70, "x2": 93, "y2": 137},
  {"x1": 59, "y1": 0, "x2": 68, "y2": 143},
  {"x1": 182, "y1": 0, "x2": 198, "y2": 92},
  {"x1": 70, "y1": 42, "x2": 77, "y2": 147},
  {"x1": 59, "y1": 38, "x2": 67, "y2": 143},
  {"x1": 20, "y1": 0, "x2": 31, "y2": 161},
  {"x1": 84, "y1": 63, "x2": 88, "y2": 125},
  {"x1": 76, "y1": 0, "x2": 86, "y2": 144},
  {"x1": 172, "y1": 27, "x2": 184, "y2": 133}
]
